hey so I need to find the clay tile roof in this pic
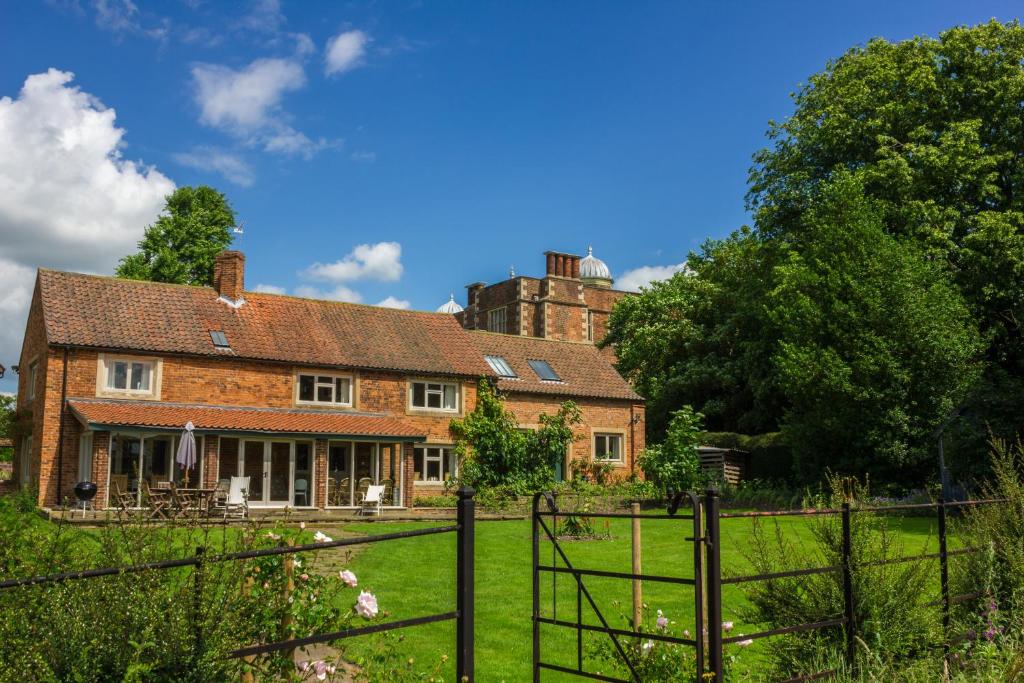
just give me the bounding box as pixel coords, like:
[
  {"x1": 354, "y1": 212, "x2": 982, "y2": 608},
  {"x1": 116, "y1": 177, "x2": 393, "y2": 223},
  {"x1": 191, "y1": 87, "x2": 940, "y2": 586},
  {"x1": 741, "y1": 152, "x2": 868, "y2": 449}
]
[
  {"x1": 467, "y1": 331, "x2": 642, "y2": 402},
  {"x1": 67, "y1": 398, "x2": 424, "y2": 439},
  {"x1": 38, "y1": 270, "x2": 493, "y2": 378}
]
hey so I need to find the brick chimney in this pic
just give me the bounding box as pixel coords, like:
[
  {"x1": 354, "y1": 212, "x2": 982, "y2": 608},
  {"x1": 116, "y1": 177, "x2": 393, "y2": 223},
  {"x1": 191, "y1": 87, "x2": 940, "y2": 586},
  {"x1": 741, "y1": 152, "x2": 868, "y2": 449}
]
[
  {"x1": 544, "y1": 251, "x2": 581, "y2": 279},
  {"x1": 214, "y1": 250, "x2": 245, "y2": 306}
]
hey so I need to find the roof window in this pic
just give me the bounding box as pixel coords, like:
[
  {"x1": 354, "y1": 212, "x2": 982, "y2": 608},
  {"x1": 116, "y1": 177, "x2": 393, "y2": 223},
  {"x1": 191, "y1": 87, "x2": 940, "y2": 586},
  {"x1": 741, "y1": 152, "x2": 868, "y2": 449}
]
[
  {"x1": 485, "y1": 355, "x2": 517, "y2": 379},
  {"x1": 527, "y1": 359, "x2": 561, "y2": 382},
  {"x1": 210, "y1": 330, "x2": 230, "y2": 349}
]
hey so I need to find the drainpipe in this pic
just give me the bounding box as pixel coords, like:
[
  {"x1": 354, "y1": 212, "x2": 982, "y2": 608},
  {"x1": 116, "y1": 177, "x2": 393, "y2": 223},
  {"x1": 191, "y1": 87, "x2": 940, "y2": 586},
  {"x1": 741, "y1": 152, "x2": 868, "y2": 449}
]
[
  {"x1": 629, "y1": 405, "x2": 636, "y2": 477},
  {"x1": 55, "y1": 348, "x2": 69, "y2": 506}
]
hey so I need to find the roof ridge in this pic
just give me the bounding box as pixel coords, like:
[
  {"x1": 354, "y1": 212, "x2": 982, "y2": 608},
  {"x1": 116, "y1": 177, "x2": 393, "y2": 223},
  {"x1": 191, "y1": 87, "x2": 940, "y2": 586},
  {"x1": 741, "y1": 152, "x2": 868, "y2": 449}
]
[{"x1": 40, "y1": 269, "x2": 216, "y2": 293}]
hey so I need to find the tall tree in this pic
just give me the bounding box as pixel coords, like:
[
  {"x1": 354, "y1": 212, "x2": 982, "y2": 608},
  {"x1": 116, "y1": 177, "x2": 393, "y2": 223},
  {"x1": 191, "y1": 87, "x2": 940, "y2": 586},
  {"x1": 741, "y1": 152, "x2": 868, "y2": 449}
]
[
  {"x1": 767, "y1": 174, "x2": 981, "y2": 481},
  {"x1": 116, "y1": 185, "x2": 236, "y2": 285},
  {"x1": 748, "y1": 20, "x2": 1024, "y2": 453}
]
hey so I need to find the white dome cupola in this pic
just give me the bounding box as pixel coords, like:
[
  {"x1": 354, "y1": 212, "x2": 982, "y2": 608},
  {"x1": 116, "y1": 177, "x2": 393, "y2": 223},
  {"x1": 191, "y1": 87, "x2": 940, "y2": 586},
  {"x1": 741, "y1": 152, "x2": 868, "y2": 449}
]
[
  {"x1": 436, "y1": 293, "x2": 464, "y2": 314},
  {"x1": 580, "y1": 246, "x2": 613, "y2": 288}
]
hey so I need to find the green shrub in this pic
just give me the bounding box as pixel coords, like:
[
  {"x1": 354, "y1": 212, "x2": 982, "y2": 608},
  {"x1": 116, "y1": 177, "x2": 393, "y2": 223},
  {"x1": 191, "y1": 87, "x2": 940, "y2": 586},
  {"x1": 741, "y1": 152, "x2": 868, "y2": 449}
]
[
  {"x1": 638, "y1": 406, "x2": 703, "y2": 497},
  {"x1": 412, "y1": 495, "x2": 457, "y2": 508},
  {"x1": 0, "y1": 494, "x2": 419, "y2": 682},
  {"x1": 451, "y1": 380, "x2": 581, "y2": 494},
  {"x1": 739, "y1": 476, "x2": 940, "y2": 679}
]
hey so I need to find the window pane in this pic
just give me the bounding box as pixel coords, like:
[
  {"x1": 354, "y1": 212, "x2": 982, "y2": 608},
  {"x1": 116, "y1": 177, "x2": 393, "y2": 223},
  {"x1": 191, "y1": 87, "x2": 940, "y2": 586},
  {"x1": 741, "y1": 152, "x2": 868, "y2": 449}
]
[
  {"x1": 130, "y1": 363, "x2": 150, "y2": 391},
  {"x1": 112, "y1": 361, "x2": 127, "y2": 389},
  {"x1": 610, "y1": 436, "x2": 621, "y2": 459},
  {"x1": 317, "y1": 384, "x2": 333, "y2": 402},
  {"x1": 443, "y1": 385, "x2": 457, "y2": 410},
  {"x1": 426, "y1": 460, "x2": 441, "y2": 481},
  {"x1": 412, "y1": 383, "x2": 425, "y2": 407},
  {"x1": 299, "y1": 375, "x2": 315, "y2": 401},
  {"x1": 335, "y1": 378, "x2": 350, "y2": 404},
  {"x1": 427, "y1": 391, "x2": 441, "y2": 409},
  {"x1": 317, "y1": 376, "x2": 332, "y2": 385},
  {"x1": 596, "y1": 437, "x2": 607, "y2": 458},
  {"x1": 528, "y1": 359, "x2": 561, "y2": 382},
  {"x1": 414, "y1": 449, "x2": 424, "y2": 480}
]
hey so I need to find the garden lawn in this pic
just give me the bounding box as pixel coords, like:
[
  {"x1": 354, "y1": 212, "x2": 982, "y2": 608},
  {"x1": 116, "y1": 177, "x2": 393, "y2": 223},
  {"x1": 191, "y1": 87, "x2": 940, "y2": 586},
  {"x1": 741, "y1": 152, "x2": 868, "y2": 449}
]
[{"x1": 329, "y1": 513, "x2": 944, "y2": 682}]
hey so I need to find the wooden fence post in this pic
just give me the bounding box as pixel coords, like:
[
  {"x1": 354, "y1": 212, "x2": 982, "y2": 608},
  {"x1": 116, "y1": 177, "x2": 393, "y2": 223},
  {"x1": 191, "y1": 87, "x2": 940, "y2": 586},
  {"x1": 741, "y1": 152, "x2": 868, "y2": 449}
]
[
  {"x1": 281, "y1": 539, "x2": 295, "y2": 676},
  {"x1": 241, "y1": 574, "x2": 255, "y2": 683}
]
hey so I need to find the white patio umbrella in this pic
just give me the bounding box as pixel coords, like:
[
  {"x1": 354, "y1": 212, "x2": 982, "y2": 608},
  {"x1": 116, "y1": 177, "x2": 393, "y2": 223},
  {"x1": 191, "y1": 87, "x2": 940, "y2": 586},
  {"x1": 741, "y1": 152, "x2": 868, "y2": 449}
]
[{"x1": 176, "y1": 421, "x2": 197, "y2": 487}]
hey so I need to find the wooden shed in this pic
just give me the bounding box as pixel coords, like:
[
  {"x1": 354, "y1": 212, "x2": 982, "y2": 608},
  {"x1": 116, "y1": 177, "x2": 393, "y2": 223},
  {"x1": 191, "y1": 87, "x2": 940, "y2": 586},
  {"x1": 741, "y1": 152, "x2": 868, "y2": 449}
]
[{"x1": 698, "y1": 446, "x2": 750, "y2": 485}]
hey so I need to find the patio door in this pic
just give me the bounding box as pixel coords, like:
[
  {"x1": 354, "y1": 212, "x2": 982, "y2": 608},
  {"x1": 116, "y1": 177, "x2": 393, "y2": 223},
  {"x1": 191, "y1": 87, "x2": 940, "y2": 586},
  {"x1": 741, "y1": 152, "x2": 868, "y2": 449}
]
[{"x1": 240, "y1": 440, "x2": 293, "y2": 506}]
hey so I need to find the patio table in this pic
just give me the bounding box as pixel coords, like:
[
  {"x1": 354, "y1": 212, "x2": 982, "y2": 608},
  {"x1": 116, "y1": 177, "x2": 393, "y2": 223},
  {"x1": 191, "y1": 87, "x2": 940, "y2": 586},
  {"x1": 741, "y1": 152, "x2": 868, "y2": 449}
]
[{"x1": 170, "y1": 487, "x2": 217, "y2": 518}]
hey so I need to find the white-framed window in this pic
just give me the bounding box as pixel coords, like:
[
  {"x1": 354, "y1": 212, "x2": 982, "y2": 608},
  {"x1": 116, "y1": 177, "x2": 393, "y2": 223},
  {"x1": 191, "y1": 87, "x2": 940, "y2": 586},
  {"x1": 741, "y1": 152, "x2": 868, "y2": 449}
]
[
  {"x1": 594, "y1": 433, "x2": 624, "y2": 462},
  {"x1": 296, "y1": 372, "x2": 353, "y2": 406},
  {"x1": 488, "y1": 307, "x2": 507, "y2": 333},
  {"x1": 410, "y1": 381, "x2": 459, "y2": 412},
  {"x1": 414, "y1": 446, "x2": 457, "y2": 482},
  {"x1": 26, "y1": 361, "x2": 37, "y2": 401},
  {"x1": 78, "y1": 432, "x2": 93, "y2": 483},
  {"x1": 105, "y1": 358, "x2": 154, "y2": 394}
]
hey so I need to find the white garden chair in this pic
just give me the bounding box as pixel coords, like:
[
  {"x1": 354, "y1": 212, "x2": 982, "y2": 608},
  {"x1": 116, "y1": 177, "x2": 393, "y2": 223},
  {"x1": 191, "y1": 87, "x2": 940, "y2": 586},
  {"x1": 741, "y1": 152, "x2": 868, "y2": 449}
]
[
  {"x1": 224, "y1": 476, "x2": 249, "y2": 519},
  {"x1": 359, "y1": 484, "x2": 385, "y2": 517}
]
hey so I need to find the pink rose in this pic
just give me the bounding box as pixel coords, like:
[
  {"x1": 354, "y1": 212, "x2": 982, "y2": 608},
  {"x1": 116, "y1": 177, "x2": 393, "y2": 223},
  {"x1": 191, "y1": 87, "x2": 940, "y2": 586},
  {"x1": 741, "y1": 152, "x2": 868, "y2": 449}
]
[
  {"x1": 355, "y1": 591, "x2": 379, "y2": 619},
  {"x1": 656, "y1": 609, "x2": 668, "y2": 630},
  {"x1": 339, "y1": 569, "x2": 358, "y2": 587}
]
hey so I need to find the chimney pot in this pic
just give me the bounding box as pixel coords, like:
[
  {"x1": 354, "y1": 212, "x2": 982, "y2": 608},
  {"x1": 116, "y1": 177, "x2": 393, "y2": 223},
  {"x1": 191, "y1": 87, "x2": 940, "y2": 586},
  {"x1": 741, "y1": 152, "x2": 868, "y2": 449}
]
[{"x1": 546, "y1": 253, "x2": 556, "y2": 277}]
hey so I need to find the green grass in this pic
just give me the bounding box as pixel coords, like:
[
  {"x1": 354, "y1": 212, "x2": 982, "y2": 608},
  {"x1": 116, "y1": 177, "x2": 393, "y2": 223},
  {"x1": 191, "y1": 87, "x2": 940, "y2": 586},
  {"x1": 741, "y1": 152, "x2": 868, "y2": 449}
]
[{"x1": 319, "y1": 513, "x2": 945, "y2": 682}]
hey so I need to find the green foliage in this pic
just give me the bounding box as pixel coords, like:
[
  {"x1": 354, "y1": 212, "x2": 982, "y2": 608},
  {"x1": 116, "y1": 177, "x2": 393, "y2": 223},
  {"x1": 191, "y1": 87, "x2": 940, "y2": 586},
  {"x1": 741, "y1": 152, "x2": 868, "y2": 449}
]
[
  {"x1": 955, "y1": 439, "x2": 1024, "y2": 622},
  {"x1": 702, "y1": 431, "x2": 793, "y2": 482},
  {"x1": 768, "y1": 173, "x2": 981, "y2": 482},
  {"x1": 0, "y1": 495, "x2": 406, "y2": 682},
  {"x1": 116, "y1": 186, "x2": 236, "y2": 285},
  {"x1": 411, "y1": 494, "x2": 457, "y2": 508},
  {"x1": 748, "y1": 19, "x2": 1024, "y2": 469},
  {"x1": 451, "y1": 380, "x2": 581, "y2": 494},
  {"x1": 739, "y1": 476, "x2": 940, "y2": 679},
  {"x1": 636, "y1": 406, "x2": 703, "y2": 496}
]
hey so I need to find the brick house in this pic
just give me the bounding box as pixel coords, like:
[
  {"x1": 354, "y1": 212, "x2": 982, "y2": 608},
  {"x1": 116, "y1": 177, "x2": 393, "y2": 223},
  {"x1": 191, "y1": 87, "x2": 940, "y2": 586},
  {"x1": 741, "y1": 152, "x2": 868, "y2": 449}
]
[
  {"x1": 454, "y1": 248, "x2": 631, "y2": 356},
  {"x1": 12, "y1": 251, "x2": 644, "y2": 510}
]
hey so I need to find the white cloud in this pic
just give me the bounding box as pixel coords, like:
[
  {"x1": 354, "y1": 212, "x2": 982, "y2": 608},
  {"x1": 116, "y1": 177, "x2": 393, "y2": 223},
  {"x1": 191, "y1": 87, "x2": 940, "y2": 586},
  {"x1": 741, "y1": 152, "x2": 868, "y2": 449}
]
[
  {"x1": 324, "y1": 30, "x2": 369, "y2": 76},
  {"x1": 616, "y1": 262, "x2": 690, "y2": 292},
  {"x1": 0, "y1": 69, "x2": 173, "y2": 388},
  {"x1": 237, "y1": 0, "x2": 285, "y2": 34},
  {"x1": 253, "y1": 283, "x2": 286, "y2": 295},
  {"x1": 173, "y1": 147, "x2": 255, "y2": 187},
  {"x1": 303, "y1": 242, "x2": 403, "y2": 283},
  {"x1": 192, "y1": 58, "x2": 304, "y2": 132},
  {"x1": 376, "y1": 296, "x2": 411, "y2": 310},
  {"x1": 91, "y1": 0, "x2": 170, "y2": 42},
  {"x1": 191, "y1": 57, "x2": 331, "y2": 158},
  {"x1": 294, "y1": 284, "x2": 362, "y2": 303}
]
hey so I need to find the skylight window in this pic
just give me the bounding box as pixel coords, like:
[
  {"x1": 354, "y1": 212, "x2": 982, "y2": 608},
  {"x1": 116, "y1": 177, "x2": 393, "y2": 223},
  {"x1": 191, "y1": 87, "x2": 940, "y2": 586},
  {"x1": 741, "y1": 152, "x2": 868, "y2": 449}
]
[
  {"x1": 527, "y1": 359, "x2": 561, "y2": 382},
  {"x1": 210, "y1": 330, "x2": 230, "y2": 349},
  {"x1": 485, "y1": 355, "x2": 517, "y2": 379}
]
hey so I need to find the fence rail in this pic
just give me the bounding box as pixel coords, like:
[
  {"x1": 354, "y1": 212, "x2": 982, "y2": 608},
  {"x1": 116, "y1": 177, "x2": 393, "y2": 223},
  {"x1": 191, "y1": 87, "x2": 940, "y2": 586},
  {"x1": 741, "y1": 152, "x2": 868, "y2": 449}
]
[{"x1": 0, "y1": 486, "x2": 478, "y2": 682}]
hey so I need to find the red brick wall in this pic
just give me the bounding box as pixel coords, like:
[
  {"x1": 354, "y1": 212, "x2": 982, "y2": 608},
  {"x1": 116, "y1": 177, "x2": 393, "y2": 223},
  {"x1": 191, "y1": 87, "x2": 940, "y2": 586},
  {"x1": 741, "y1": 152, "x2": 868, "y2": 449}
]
[
  {"x1": 13, "y1": 283, "x2": 49, "y2": 497},
  {"x1": 503, "y1": 393, "x2": 645, "y2": 479}
]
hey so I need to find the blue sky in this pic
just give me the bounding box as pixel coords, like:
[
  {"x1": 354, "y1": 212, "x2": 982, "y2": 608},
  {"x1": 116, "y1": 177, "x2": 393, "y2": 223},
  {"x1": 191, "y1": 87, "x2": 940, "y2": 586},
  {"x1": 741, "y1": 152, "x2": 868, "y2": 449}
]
[{"x1": 0, "y1": 0, "x2": 1020, "y2": 393}]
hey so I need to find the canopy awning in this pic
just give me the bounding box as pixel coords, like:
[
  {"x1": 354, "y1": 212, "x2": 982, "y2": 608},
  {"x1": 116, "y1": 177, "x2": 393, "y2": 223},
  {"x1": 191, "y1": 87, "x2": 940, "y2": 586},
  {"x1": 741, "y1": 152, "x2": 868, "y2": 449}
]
[{"x1": 67, "y1": 398, "x2": 425, "y2": 441}]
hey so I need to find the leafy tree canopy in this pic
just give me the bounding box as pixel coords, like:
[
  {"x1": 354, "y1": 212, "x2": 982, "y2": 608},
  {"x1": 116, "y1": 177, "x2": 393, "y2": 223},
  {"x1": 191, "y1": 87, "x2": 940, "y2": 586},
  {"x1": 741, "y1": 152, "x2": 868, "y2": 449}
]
[
  {"x1": 116, "y1": 185, "x2": 236, "y2": 286},
  {"x1": 636, "y1": 406, "x2": 704, "y2": 496},
  {"x1": 0, "y1": 394, "x2": 14, "y2": 439},
  {"x1": 607, "y1": 20, "x2": 1024, "y2": 484}
]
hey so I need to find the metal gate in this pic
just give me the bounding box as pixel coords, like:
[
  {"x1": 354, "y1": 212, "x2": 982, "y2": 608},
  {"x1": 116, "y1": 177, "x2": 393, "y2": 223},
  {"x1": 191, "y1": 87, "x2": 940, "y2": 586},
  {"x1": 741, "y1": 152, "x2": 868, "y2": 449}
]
[{"x1": 531, "y1": 491, "x2": 711, "y2": 682}]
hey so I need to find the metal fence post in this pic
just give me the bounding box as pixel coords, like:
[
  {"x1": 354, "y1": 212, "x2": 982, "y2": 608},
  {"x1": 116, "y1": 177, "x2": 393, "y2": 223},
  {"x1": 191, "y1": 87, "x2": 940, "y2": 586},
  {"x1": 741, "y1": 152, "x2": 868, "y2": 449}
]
[
  {"x1": 691, "y1": 493, "x2": 705, "y2": 681},
  {"x1": 532, "y1": 493, "x2": 541, "y2": 683},
  {"x1": 841, "y1": 503, "x2": 855, "y2": 665},
  {"x1": 704, "y1": 488, "x2": 723, "y2": 683},
  {"x1": 456, "y1": 486, "x2": 476, "y2": 683},
  {"x1": 937, "y1": 498, "x2": 950, "y2": 656}
]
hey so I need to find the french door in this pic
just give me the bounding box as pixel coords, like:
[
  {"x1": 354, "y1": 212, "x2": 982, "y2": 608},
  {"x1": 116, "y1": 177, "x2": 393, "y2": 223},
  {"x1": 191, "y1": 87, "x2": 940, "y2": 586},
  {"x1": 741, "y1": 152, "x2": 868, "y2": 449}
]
[{"x1": 240, "y1": 440, "x2": 293, "y2": 506}]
